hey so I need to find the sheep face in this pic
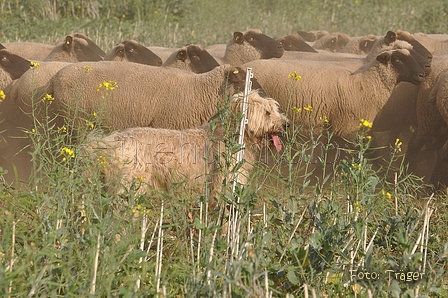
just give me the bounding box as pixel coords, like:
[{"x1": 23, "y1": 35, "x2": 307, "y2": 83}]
[
  {"x1": 0, "y1": 49, "x2": 31, "y2": 80},
  {"x1": 61, "y1": 35, "x2": 104, "y2": 62},
  {"x1": 276, "y1": 34, "x2": 318, "y2": 53},
  {"x1": 233, "y1": 30, "x2": 284, "y2": 59},
  {"x1": 358, "y1": 35, "x2": 378, "y2": 54},
  {"x1": 297, "y1": 30, "x2": 330, "y2": 42},
  {"x1": 163, "y1": 44, "x2": 219, "y2": 73},
  {"x1": 377, "y1": 49, "x2": 425, "y2": 85},
  {"x1": 105, "y1": 40, "x2": 163, "y2": 66},
  {"x1": 396, "y1": 30, "x2": 433, "y2": 63}
]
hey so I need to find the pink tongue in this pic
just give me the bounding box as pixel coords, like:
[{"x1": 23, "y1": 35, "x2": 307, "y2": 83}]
[{"x1": 271, "y1": 134, "x2": 282, "y2": 152}]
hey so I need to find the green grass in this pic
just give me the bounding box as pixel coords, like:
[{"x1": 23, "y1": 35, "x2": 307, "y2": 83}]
[{"x1": 0, "y1": 0, "x2": 448, "y2": 297}]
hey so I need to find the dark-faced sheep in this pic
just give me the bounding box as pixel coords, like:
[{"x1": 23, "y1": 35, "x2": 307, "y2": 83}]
[
  {"x1": 0, "y1": 49, "x2": 32, "y2": 89},
  {"x1": 221, "y1": 29, "x2": 284, "y2": 66},
  {"x1": 275, "y1": 34, "x2": 317, "y2": 53},
  {"x1": 44, "y1": 33, "x2": 105, "y2": 62},
  {"x1": 46, "y1": 63, "x2": 264, "y2": 131},
  {"x1": 338, "y1": 34, "x2": 379, "y2": 55},
  {"x1": 162, "y1": 44, "x2": 220, "y2": 73},
  {"x1": 1, "y1": 42, "x2": 54, "y2": 61},
  {"x1": 297, "y1": 30, "x2": 330, "y2": 42},
  {"x1": 243, "y1": 48, "x2": 426, "y2": 141},
  {"x1": 404, "y1": 55, "x2": 448, "y2": 181},
  {"x1": 85, "y1": 90, "x2": 288, "y2": 196},
  {"x1": 104, "y1": 40, "x2": 162, "y2": 66},
  {"x1": 312, "y1": 32, "x2": 351, "y2": 52}
]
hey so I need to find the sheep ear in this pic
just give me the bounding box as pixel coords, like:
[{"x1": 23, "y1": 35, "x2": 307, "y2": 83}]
[
  {"x1": 0, "y1": 43, "x2": 5, "y2": 50},
  {"x1": 233, "y1": 32, "x2": 244, "y2": 44},
  {"x1": 177, "y1": 49, "x2": 187, "y2": 61},
  {"x1": 64, "y1": 36, "x2": 74, "y2": 52},
  {"x1": 385, "y1": 31, "x2": 396, "y2": 45},
  {"x1": 376, "y1": 51, "x2": 391, "y2": 64}
]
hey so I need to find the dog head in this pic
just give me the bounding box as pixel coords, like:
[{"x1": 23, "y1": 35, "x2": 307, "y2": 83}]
[{"x1": 230, "y1": 90, "x2": 288, "y2": 152}]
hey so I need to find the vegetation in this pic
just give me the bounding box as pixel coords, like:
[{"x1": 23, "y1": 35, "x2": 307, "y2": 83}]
[{"x1": 0, "y1": 0, "x2": 447, "y2": 297}]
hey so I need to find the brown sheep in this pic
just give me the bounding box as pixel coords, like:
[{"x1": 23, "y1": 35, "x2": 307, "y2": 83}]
[
  {"x1": 0, "y1": 48, "x2": 32, "y2": 89},
  {"x1": 242, "y1": 48, "x2": 426, "y2": 141},
  {"x1": 275, "y1": 34, "x2": 317, "y2": 53},
  {"x1": 162, "y1": 44, "x2": 220, "y2": 73},
  {"x1": 46, "y1": 63, "x2": 264, "y2": 131},
  {"x1": 44, "y1": 33, "x2": 105, "y2": 62},
  {"x1": 221, "y1": 29, "x2": 284, "y2": 66},
  {"x1": 338, "y1": 34, "x2": 379, "y2": 55},
  {"x1": 297, "y1": 30, "x2": 330, "y2": 42},
  {"x1": 312, "y1": 32, "x2": 351, "y2": 52},
  {"x1": 104, "y1": 40, "x2": 162, "y2": 66},
  {"x1": 1, "y1": 42, "x2": 54, "y2": 61}
]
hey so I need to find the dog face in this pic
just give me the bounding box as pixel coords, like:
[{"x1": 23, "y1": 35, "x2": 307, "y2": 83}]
[{"x1": 231, "y1": 91, "x2": 288, "y2": 152}]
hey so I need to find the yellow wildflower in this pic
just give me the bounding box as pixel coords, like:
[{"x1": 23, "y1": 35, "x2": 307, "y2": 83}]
[
  {"x1": 359, "y1": 118, "x2": 373, "y2": 129},
  {"x1": 85, "y1": 119, "x2": 95, "y2": 129},
  {"x1": 288, "y1": 71, "x2": 302, "y2": 81},
  {"x1": 0, "y1": 90, "x2": 5, "y2": 102},
  {"x1": 97, "y1": 155, "x2": 107, "y2": 165},
  {"x1": 30, "y1": 61, "x2": 40, "y2": 69},
  {"x1": 354, "y1": 201, "x2": 363, "y2": 212},
  {"x1": 292, "y1": 107, "x2": 302, "y2": 113},
  {"x1": 381, "y1": 189, "x2": 392, "y2": 199},
  {"x1": 136, "y1": 176, "x2": 144, "y2": 182},
  {"x1": 365, "y1": 135, "x2": 372, "y2": 140},
  {"x1": 303, "y1": 104, "x2": 313, "y2": 112},
  {"x1": 58, "y1": 126, "x2": 67, "y2": 133},
  {"x1": 97, "y1": 81, "x2": 118, "y2": 92},
  {"x1": 41, "y1": 93, "x2": 54, "y2": 104},
  {"x1": 61, "y1": 147, "x2": 75, "y2": 159},
  {"x1": 93, "y1": 111, "x2": 97, "y2": 117},
  {"x1": 83, "y1": 65, "x2": 92, "y2": 73},
  {"x1": 320, "y1": 115, "x2": 329, "y2": 123},
  {"x1": 395, "y1": 138, "x2": 402, "y2": 149}
]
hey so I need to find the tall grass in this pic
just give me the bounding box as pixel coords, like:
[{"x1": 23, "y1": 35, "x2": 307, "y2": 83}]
[
  {"x1": 0, "y1": 0, "x2": 447, "y2": 49},
  {"x1": 1, "y1": 73, "x2": 447, "y2": 296},
  {"x1": 0, "y1": 0, "x2": 447, "y2": 296}
]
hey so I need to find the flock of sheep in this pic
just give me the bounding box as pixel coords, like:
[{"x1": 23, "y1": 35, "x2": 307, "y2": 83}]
[{"x1": 0, "y1": 28, "x2": 447, "y2": 193}]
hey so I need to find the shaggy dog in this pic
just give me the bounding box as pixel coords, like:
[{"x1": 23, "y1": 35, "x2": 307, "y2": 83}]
[{"x1": 88, "y1": 90, "x2": 288, "y2": 195}]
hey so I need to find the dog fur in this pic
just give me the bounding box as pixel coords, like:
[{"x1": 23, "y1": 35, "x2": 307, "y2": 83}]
[{"x1": 87, "y1": 90, "x2": 288, "y2": 195}]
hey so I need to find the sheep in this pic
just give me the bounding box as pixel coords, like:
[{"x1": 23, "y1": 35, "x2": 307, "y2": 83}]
[
  {"x1": 146, "y1": 46, "x2": 179, "y2": 64},
  {"x1": 275, "y1": 34, "x2": 317, "y2": 53},
  {"x1": 219, "y1": 29, "x2": 284, "y2": 66},
  {"x1": 43, "y1": 33, "x2": 105, "y2": 62},
  {"x1": 297, "y1": 30, "x2": 330, "y2": 42},
  {"x1": 404, "y1": 55, "x2": 448, "y2": 180},
  {"x1": 338, "y1": 34, "x2": 379, "y2": 54},
  {"x1": 413, "y1": 32, "x2": 448, "y2": 54},
  {"x1": 205, "y1": 43, "x2": 227, "y2": 59},
  {"x1": 46, "y1": 62, "x2": 264, "y2": 132},
  {"x1": 104, "y1": 40, "x2": 162, "y2": 66},
  {"x1": 242, "y1": 48, "x2": 426, "y2": 141},
  {"x1": 0, "y1": 48, "x2": 32, "y2": 89},
  {"x1": 312, "y1": 32, "x2": 351, "y2": 52},
  {"x1": 423, "y1": 70, "x2": 448, "y2": 186},
  {"x1": 2, "y1": 33, "x2": 108, "y2": 129},
  {"x1": 85, "y1": 90, "x2": 288, "y2": 196},
  {"x1": 366, "y1": 30, "x2": 433, "y2": 63},
  {"x1": 162, "y1": 44, "x2": 220, "y2": 73},
  {"x1": 1, "y1": 42, "x2": 54, "y2": 60}
]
